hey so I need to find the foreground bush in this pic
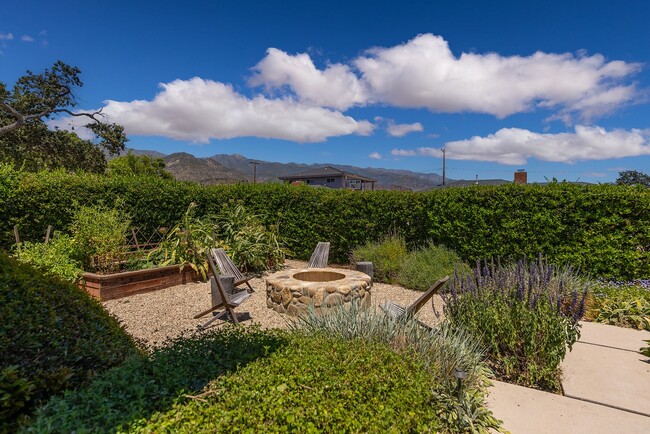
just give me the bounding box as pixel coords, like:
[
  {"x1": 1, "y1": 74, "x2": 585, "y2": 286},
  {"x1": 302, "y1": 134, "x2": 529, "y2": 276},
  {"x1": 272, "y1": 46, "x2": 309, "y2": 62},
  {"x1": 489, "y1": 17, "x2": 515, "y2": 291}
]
[
  {"x1": 0, "y1": 252, "x2": 138, "y2": 432},
  {"x1": 443, "y1": 257, "x2": 588, "y2": 392},
  {"x1": 26, "y1": 327, "x2": 287, "y2": 433},
  {"x1": 291, "y1": 303, "x2": 500, "y2": 432},
  {"x1": 587, "y1": 280, "x2": 650, "y2": 331}
]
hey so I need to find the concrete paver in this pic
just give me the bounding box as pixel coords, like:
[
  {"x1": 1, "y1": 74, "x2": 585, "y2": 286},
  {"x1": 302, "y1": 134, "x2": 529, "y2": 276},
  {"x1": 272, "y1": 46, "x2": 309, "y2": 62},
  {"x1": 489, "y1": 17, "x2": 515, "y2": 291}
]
[
  {"x1": 487, "y1": 380, "x2": 650, "y2": 434},
  {"x1": 577, "y1": 321, "x2": 650, "y2": 352}
]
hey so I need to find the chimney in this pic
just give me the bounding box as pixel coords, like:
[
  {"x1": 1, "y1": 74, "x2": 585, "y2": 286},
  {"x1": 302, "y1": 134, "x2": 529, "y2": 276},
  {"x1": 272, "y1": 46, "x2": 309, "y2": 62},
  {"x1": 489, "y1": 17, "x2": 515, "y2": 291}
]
[{"x1": 514, "y1": 169, "x2": 527, "y2": 184}]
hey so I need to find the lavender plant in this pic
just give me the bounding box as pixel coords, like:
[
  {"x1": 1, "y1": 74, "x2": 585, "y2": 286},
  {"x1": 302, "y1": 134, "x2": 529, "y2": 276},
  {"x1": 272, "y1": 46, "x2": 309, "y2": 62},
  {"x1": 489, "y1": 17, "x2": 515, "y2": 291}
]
[{"x1": 441, "y1": 255, "x2": 589, "y2": 392}]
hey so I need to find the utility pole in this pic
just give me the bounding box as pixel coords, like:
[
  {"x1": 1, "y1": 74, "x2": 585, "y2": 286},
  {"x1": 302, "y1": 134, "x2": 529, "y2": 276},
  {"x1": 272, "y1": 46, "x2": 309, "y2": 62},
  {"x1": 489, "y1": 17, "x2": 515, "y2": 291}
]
[
  {"x1": 249, "y1": 161, "x2": 260, "y2": 184},
  {"x1": 441, "y1": 147, "x2": 446, "y2": 186}
]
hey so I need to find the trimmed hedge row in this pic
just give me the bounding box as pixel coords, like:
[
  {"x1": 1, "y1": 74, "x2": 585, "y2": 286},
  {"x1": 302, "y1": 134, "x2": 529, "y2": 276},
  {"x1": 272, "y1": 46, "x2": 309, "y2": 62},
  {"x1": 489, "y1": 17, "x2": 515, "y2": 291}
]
[
  {"x1": 0, "y1": 251, "x2": 138, "y2": 431},
  {"x1": 1, "y1": 166, "x2": 649, "y2": 279}
]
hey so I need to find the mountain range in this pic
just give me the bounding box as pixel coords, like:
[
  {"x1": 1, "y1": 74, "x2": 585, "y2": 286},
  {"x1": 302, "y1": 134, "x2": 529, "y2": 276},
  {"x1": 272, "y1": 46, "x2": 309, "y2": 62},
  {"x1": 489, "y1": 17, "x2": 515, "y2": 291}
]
[{"x1": 127, "y1": 149, "x2": 447, "y2": 190}]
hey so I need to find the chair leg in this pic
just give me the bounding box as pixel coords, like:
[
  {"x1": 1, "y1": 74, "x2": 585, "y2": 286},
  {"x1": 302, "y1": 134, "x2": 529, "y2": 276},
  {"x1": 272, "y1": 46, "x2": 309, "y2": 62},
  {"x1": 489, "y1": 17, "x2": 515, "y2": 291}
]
[
  {"x1": 198, "y1": 309, "x2": 228, "y2": 329},
  {"x1": 246, "y1": 281, "x2": 254, "y2": 293}
]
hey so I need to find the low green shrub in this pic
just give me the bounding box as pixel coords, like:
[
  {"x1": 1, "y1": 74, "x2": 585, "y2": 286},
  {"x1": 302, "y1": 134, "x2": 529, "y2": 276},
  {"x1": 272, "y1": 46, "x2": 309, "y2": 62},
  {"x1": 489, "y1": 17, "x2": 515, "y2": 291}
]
[
  {"x1": 0, "y1": 252, "x2": 137, "y2": 432},
  {"x1": 26, "y1": 326, "x2": 287, "y2": 433},
  {"x1": 130, "y1": 336, "x2": 445, "y2": 433},
  {"x1": 397, "y1": 243, "x2": 471, "y2": 291},
  {"x1": 351, "y1": 233, "x2": 408, "y2": 283},
  {"x1": 291, "y1": 303, "x2": 500, "y2": 433},
  {"x1": 588, "y1": 281, "x2": 650, "y2": 331},
  {"x1": 13, "y1": 232, "x2": 82, "y2": 282},
  {"x1": 443, "y1": 257, "x2": 588, "y2": 392}
]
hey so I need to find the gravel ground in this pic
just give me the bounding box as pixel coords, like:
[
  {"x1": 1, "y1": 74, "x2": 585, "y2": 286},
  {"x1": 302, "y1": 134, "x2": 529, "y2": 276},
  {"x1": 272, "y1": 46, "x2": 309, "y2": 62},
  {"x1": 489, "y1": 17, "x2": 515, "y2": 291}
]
[{"x1": 103, "y1": 259, "x2": 445, "y2": 347}]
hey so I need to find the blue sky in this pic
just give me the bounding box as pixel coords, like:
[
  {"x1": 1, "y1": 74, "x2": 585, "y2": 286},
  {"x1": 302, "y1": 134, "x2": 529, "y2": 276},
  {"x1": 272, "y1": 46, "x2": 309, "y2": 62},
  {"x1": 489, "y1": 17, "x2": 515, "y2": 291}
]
[{"x1": 2, "y1": 0, "x2": 650, "y2": 182}]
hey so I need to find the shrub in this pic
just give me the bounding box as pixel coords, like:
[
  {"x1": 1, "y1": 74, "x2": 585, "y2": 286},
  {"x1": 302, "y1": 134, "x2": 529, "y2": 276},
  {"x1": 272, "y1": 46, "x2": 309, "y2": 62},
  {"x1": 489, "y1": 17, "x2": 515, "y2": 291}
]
[
  {"x1": 290, "y1": 303, "x2": 501, "y2": 432},
  {"x1": 351, "y1": 233, "x2": 408, "y2": 283},
  {"x1": 0, "y1": 252, "x2": 137, "y2": 432},
  {"x1": 214, "y1": 202, "x2": 286, "y2": 272},
  {"x1": 26, "y1": 326, "x2": 287, "y2": 433},
  {"x1": 70, "y1": 203, "x2": 131, "y2": 273},
  {"x1": 443, "y1": 257, "x2": 588, "y2": 392},
  {"x1": 397, "y1": 243, "x2": 471, "y2": 291},
  {"x1": 147, "y1": 203, "x2": 221, "y2": 281},
  {"x1": 588, "y1": 280, "x2": 650, "y2": 331},
  {"x1": 13, "y1": 232, "x2": 82, "y2": 282},
  {"x1": 130, "y1": 336, "x2": 446, "y2": 433},
  {"x1": 641, "y1": 340, "x2": 650, "y2": 358},
  {"x1": 2, "y1": 167, "x2": 649, "y2": 279}
]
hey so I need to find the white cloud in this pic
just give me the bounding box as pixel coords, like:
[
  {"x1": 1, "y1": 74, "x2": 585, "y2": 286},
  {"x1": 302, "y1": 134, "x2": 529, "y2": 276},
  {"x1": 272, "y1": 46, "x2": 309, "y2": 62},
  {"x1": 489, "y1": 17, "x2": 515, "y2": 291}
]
[
  {"x1": 21, "y1": 35, "x2": 34, "y2": 42},
  {"x1": 396, "y1": 126, "x2": 650, "y2": 164},
  {"x1": 249, "y1": 48, "x2": 368, "y2": 110},
  {"x1": 391, "y1": 149, "x2": 418, "y2": 157},
  {"x1": 0, "y1": 33, "x2": 14, "y2": 40},
  {"x1": 250, "y1": 34, "x2": 641, "y2": 121},
  {"x1": 369, "y1": 152, "x2": 382, "y2": 159},
  {"x1": 49, "y1": 77, "x2": 374, "y2": 143},
  {"x1": 386, "y1": 121, "x2": 423, "y2": 137},
  {"x1": 356, "y1": 34, "x2": 641, "y2": 120}
]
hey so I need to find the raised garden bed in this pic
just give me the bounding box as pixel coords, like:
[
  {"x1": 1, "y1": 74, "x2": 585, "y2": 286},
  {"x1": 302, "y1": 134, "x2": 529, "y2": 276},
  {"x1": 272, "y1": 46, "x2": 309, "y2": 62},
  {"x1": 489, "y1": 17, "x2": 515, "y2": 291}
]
[{"x1": 81, "y1": 265, "x2": 203, "y2": 301}]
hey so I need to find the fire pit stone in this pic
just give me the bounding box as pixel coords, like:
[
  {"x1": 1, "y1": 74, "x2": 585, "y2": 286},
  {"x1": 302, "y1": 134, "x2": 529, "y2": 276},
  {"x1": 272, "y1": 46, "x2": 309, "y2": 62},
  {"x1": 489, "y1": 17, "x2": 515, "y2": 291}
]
[{"x1": 265, "y1": 267, "x2": 372, "y2": 316}]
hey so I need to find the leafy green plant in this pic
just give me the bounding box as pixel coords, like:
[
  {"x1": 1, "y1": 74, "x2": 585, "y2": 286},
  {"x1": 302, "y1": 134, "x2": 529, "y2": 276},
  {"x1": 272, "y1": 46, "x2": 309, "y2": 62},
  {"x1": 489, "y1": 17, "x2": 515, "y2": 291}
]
[
  {"x1": 588, "y1": 281, "x2": 650, "y2": 331},
  {"x1": 214, "y1": 202, "x2": 286, "y2": 272},
  {"x1": 351, "y1": 233, "x2": 408, "y2": 283},
  {"x1": 443, "y1": 257, "x2": 588, "y2": 392},
  {"x1": 13, "y1": 232, "x2": 82, "y2": 282},
  {"x1": 641, "y1": 340, "x2": 650, "y2": 358},
  {"x1": 147, "y1": 203, "x2": 220, "y2": 280},
  {"x1": 70, "y1": 203, "x2": 131, "y2": 273},
  {"x1": 0, "y1": 251, "x2": 137, "y2": 432},
  {"x1": 397, "y1": 242, "x2": 471, "y2": 291}
]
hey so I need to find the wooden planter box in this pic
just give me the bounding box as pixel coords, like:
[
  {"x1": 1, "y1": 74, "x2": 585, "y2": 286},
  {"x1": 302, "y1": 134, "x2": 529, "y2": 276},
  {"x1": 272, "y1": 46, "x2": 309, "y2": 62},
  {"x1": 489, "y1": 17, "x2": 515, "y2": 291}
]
[{"x1": 81, "y1": 265, "x2": 203, "y2": 301}]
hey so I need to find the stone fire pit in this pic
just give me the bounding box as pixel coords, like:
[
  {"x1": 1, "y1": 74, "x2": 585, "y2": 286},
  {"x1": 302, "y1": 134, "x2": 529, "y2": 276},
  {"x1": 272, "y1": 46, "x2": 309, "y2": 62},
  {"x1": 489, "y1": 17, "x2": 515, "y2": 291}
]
[{"x1": 265, "y1": 268, "x2": 372, "y2": 316}]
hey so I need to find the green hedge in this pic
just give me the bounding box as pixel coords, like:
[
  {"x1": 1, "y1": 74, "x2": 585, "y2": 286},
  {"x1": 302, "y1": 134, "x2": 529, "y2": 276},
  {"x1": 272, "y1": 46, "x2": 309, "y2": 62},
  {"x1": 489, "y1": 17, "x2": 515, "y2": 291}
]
[
  {"x1": 0, "y1": 251, "x2": 138, "y2": 431},
  {"x1": 1, "y1": 166, "x2": 649, "y2": 279}
]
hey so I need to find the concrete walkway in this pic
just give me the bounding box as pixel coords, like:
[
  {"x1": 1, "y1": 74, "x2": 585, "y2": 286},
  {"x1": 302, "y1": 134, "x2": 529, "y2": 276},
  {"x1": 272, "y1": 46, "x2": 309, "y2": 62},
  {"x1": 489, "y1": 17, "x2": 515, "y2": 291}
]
[{"x1": 487, "y1": 322, "x2": 650, "y2": 433}]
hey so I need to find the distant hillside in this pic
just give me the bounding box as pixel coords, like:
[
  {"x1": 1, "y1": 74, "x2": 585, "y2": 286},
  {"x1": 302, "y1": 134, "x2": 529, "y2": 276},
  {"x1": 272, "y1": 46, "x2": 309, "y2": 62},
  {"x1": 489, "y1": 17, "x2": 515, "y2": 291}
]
[
  {"x1": 210, "y1": 154, "x2": 445, "y2": 190},
  {"x1": 162, "y1": 152, "x2": 247, "y2": 184},
  {"x1": 120, "y1": 150, "x2": 446, "y2": 189}
]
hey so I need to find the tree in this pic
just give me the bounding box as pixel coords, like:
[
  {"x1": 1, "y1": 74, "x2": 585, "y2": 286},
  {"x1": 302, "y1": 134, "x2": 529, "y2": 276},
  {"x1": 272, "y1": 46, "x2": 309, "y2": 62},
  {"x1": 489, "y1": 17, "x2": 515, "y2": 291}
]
[
  {"x1": 0, "y1": 61, "x2": 127, "y2": 172},
  {"x1": 616, "y1": 170, "x2": 650, "y2": 187},
  {"x1": 107, "y1": 152, "x2": 174, "y2": 179}
]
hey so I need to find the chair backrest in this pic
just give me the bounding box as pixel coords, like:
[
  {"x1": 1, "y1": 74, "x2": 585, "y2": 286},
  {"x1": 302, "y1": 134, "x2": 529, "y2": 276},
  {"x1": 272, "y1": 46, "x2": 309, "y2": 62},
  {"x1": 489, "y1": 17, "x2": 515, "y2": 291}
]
[
  {"x1": 308, "y1": 242, "x2": 330, "y2": 268},
  {"x1": 211, "y1": 248, "x2": 245, "y2": 281},
  {"x1": 405, "y1": 276, "x2": 449, "y2": 318},
  {"x1": 207, "y1": 249, "x2": 231, "y2": 304}
]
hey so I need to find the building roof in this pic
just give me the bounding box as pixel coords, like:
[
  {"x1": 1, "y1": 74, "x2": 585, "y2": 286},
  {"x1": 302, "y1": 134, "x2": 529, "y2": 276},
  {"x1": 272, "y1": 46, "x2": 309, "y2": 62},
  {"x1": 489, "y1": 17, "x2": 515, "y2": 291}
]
[{"x1": 278, "y1": 166, "x2": 376, "y2": 182}]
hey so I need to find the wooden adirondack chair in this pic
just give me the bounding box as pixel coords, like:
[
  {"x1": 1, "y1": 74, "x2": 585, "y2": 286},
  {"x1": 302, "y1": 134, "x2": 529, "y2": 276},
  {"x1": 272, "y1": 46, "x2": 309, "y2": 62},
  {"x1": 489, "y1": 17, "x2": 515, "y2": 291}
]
[
  {"x1": 380, "y1": 276, "x2": 449, "y2": 322},
  {"x1": 211, "y1": 247, "x2": 255, "y2": 292},
  {"x1": 307, "y1": 242, "x2": 330, "y2": 268},
  {"x1": 193, "y1": 249, "x2": 252, "y2": 328}
]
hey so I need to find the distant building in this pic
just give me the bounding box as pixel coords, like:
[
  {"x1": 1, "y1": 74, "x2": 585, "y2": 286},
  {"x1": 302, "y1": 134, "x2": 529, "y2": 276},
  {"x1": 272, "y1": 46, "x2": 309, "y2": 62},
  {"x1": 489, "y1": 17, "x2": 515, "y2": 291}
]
[{"x1": 279, "y1": 166, "x2": 377, "y2": 190}]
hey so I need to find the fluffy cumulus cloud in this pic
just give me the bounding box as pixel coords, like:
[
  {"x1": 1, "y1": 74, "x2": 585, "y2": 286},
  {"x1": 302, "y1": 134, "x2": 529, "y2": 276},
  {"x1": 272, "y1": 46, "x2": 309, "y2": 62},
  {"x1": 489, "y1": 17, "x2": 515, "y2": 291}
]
[
  {"x1": 249, "y1": 48, "x2": 368, "y2": 110},
  {"x1": 368, "y1": 152, "x2": 382, "y2": 159},
  {"x1": 0, "y1": 33, "x2": 14, "y2": 40},
  {"x1": 49, "y1": 78, "x2": 373, "y2": 143},
  {"x1": 251, "y1": 34, "x2": 640, "y2": 121},
  {"x1": 386, "y1": 121, "x2": 423, "y2": 137},
  {"x1": 393, "y1": 126, "x2": 650, "y2": 164},
  {"x1": 21, "y1": 35, "x2": 34, "y2": 42}
]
